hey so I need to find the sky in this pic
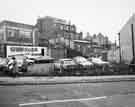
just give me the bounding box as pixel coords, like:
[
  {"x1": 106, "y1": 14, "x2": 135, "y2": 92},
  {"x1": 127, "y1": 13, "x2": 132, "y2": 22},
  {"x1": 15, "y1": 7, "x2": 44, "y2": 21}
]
[{"x1": 0, "y1": 0, "x2": 135, "y2": 43}]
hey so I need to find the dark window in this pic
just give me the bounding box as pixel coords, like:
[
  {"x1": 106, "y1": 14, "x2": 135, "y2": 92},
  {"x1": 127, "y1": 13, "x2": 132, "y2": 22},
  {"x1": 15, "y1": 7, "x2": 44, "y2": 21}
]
[{"x1": 35, "y1": 59, "x2": 54, "y2": 64}]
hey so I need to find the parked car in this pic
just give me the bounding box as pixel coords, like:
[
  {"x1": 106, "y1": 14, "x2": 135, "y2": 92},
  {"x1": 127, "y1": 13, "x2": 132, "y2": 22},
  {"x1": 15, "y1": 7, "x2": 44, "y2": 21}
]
[
  {"x1": 6, "y1": 55, "x2": 35, "y2": 75},
  {"x1": 89, "y1": 57, "x2": 113, "y2": 75},
  {"x1": 73, "y1": 56, "x2": 93, "y2": 70},
  {"x1": 54, "y1": 58, "x2": 78, "y2": 75},
  {"x1": 0, "y1": 57, "x2": 8, "y2": 72},
  {"x1": 128, "y1": 57, "x2": 135, "y2": 73},
  {"x1": 90, "y1": 57, "x2": 110, "y2": 67},
  {"x1": 8, "y1": 55, "x2": 34, "y2": 67}
]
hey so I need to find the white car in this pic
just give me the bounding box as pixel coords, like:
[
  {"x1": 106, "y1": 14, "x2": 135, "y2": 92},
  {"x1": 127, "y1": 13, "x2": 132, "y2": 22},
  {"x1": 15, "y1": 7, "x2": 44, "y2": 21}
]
[
  {"x1": 0, "y1": 57, "x2": 8, "y2": 71},
  {"x1": 73, "y1": 56, "x2": 93, "y2": 69},
  {"x1": 54, "y1": 58, "x2": 78, "y2": 71},
  {"x1": 7, "y1": 55, "x2": 34, "y2": 67},
  {"x1": 91, "y1": 57, "x2": 109, "y2": 66}
]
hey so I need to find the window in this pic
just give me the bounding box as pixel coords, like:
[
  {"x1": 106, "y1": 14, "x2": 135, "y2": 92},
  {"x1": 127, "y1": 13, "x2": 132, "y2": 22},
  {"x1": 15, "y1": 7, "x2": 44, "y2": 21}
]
[
  {"x1": 7, "y1": 28, "x2": 18, "y2": 38},
  {"x1": 66, "y1": 25, "x2": 69, "y2": 30},
  {"x1": 7, "y1": 29, "x2": 16, "y2": 37},
  {"x1": 71, "y1": 26, "x2": 75, "y2": 32},
  {"x1": 60, "y1": 25, "x2": 64, "y2": 30},
  {"x1": 19, "y1": 30, "x2": 32, "y2": 38},
  {"x1": 53, "y1": 23, "x2": 57, "y2": 27},
  {"x1": 64, "y1": 25, "x2": 69, "y2": 31},
  {"x1": 0, "y1": 29, "x2": 4, "y2": 40}
]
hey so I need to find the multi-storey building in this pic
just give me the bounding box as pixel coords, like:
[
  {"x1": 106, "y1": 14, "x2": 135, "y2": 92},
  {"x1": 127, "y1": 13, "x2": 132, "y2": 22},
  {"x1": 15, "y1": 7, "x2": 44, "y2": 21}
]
[
  {"x1": 0, "y1": 20, "x2": 45, "y2": 57},
  {"x1": 0, "y1": 20, "x2": 35, "y2": 44},
  {"x1": 84, "y1": 33, "x2": 111, "y2": 60},
  {"x1": 36, "y1": 16, "x2": 83, "y2": 59},
  {"x1": 36, "y1": 16, "x2": 82, "y2": 48},
  {"x1": 92, "y1": 33, "x2": 109, "y2": 49},
  {"x1": 73, "y1": 40, "x2": 91, "y2": 56}
]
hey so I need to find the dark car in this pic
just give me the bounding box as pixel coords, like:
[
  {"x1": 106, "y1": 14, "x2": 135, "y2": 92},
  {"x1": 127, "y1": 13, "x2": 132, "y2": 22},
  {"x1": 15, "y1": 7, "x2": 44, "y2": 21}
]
[{"x1": 129, "y1": 57, "x2": 135, "y2": 73}]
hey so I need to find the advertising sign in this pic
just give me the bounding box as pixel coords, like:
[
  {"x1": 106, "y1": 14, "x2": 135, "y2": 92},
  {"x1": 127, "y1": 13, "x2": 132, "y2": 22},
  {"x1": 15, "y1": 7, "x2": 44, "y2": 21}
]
[{"x1": 7, "y1": 45, "x2": 47, "y2": 57}]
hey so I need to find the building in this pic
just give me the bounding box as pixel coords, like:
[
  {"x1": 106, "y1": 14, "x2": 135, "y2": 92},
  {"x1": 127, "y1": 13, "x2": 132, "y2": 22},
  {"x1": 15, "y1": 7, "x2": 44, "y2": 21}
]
[
  {"x1": 84, "y1": 32, "x2": 92, "y2": 42},
  {"x1": 0, "y1": 20, "x2": 46, "y2": 57},
  {"x1": 92, "y1": 33, "x2": 109, "y2": 49},
  {"x1": 83, "y1": 32, "x2": 111, "y2": 59},
  {"x1": 36, "y1": 16, "x2": 83, "y2": 59},
  {"x1": 73, "y1": 40, "x2": 91, "y2": 57},
  {"x1": 119, "y1": 14, "x2": 135, "y2": 64},
  {"x1": 85, "y1": 33, "x2": 111, "y2": 50},
  {"x1": 36, "y1": 16, "x2": 82, "y2": 48}
]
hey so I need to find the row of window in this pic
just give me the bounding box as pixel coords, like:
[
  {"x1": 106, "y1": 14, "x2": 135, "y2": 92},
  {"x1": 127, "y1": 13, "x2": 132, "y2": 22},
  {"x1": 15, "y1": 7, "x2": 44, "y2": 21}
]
[
  {"x1": 56, "y1": 33, "x2": 80, "y2": 40},
  {"x1": 55, "y1": 23, "x2": 76, "y2": 32},
  {"x1": 7, "y1": 28, "x2": 32, "y2": 39},
  {"x1": 0, "y1": 28, "x2": 33, "y2": 43}
]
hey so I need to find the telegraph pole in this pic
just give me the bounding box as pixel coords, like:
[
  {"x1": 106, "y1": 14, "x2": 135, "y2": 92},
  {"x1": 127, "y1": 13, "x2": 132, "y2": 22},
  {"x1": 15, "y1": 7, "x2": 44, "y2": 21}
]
[
  {"x1": 68, "y1": 20, "x2": 71, "y2": 49},
  {"x1": 118, "y1": 33, "x2": 122, "y2": 63},
  {"x1": 131, "y1": 24, "x2": 135, "y2": 70}
]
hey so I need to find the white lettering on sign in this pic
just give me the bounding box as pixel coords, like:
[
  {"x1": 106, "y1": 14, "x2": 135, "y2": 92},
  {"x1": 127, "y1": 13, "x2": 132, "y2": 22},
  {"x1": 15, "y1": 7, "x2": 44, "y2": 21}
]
[
  {"x1": 10, "y1": 47, "x2": 38, "y2": 52},
  {"x1": 7, "y1": 45, "x2": 47, "y2": 57}
]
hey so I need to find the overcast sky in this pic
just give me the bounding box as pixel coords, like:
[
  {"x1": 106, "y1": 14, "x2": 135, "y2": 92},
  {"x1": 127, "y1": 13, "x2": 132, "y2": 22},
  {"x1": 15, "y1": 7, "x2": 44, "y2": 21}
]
[{"x1": 0, "y1": 0, "x2": 135, "y2": 42}]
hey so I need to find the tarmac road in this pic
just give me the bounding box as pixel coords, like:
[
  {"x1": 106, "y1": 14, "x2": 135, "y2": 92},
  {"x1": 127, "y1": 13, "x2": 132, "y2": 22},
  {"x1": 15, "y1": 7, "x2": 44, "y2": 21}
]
[{"x1": 0, "y1": 81, "x2": 135, "y2": 107}]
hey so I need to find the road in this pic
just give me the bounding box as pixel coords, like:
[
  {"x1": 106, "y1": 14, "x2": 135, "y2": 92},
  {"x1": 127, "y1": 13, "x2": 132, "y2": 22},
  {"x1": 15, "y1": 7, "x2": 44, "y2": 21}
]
[{"x1": 0, "y1": 81, "x2": 135, "y2": 107}]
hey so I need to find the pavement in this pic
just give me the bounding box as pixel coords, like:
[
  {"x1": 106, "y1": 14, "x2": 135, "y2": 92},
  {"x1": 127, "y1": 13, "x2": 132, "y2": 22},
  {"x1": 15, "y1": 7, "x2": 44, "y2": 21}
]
[{"x1": 0, "y1": 75, "x2": 135, "y2": 85}]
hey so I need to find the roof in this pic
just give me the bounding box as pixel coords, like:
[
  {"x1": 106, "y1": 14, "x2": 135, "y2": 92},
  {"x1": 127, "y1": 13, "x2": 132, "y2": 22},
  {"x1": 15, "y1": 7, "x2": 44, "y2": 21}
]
[
  {"x1": 38, "y1": 16, "x2": 67, "y2": 24},
  {"x1": 119, "y1": 13, "x2": 135, "y2": 33},
  {"x1": 0, "y1": 20, "x2": 35, "y2": 29}
]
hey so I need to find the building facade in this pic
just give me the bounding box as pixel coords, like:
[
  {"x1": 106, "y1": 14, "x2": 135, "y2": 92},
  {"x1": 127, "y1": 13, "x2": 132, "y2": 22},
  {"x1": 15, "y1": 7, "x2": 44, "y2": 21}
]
[
  {"x1": 107, "y1": 48, "x2": 120, "y2": 63},
  {"x1": 119, "y1": 14, "x2": 135, "y2": 64},
  {"x1": 36, "y1": 16, "x2": 82, "y2": 48},
  {"x1": 83, "y1": 33, "x2": 111, "y2": 59},
  {"x1": 0, "y1": 20, "x2": 38, "y2": 57},
  {"x1": 85, "y1": 33, "x2": 111, "y2": 50},
  {"x1": 73, "y1": 40, "x2": 91, "y2": 56},
  {"x1": 36, "y1": 16, "x2": 83, "y2": 59}
]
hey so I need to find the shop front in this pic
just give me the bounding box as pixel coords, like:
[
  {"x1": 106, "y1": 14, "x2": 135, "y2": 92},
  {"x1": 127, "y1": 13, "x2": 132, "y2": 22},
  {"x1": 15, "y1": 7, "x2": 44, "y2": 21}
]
[{"x1": 6, "y1": 45, "x2": 48, "y2": 57}]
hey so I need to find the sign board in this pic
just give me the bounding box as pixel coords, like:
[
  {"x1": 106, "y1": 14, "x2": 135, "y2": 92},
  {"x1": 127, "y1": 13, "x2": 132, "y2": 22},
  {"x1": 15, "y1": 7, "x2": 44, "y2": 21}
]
[{"x1": 6, "y1": 45, "x2": 48, "y2": 57}]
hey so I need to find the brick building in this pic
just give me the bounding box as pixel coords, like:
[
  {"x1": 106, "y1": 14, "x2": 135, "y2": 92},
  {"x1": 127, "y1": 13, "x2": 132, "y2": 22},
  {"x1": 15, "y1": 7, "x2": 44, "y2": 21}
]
[
  {"x1": 36, "y1": 16, "x2": 82, "y2": 47},
  {"x1": 0, "y1": 20, "x2": 38, "y2": 57},
  {"x1": 36, "y1": 16, "x2": 83, "y2": 59},
  {"x1": 85, "y1": 33, "x2": 110, "y2": 49}
]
